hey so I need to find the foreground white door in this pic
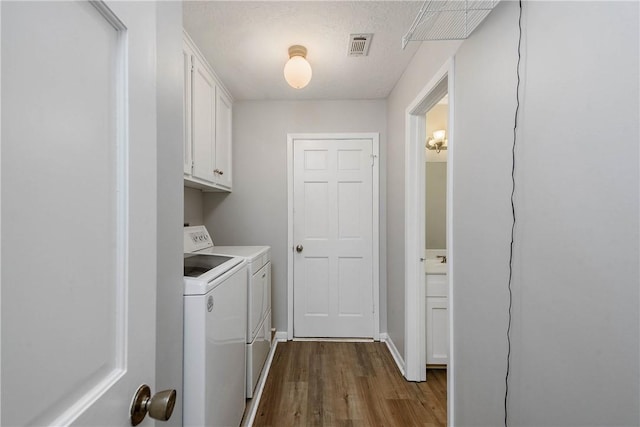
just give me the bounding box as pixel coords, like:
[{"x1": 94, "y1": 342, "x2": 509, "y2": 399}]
[
  {"x1": 293, "y1": 137, "x2": 377, "y2": 338},
  {"x1": 2, "y1": 2, "x2": 160, "y2": 425}
]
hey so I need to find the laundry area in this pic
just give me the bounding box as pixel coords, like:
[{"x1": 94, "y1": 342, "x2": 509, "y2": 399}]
[
  {"x1": 1, "y1": 1, "x2": 638, "y2": 427},
  {"x1": 182, "y1": 225, "x2": 271, "y2": 426}
]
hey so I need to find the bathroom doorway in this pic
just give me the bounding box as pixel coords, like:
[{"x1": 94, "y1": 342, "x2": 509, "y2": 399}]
[
  {"x1": 424, "y1": 96, "x2": 449, "y2": 368},
  {"x1": 404, "y1": 58, "x2": 454, "y2": 425}
]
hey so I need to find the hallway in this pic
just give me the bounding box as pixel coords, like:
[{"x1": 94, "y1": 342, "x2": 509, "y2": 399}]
[{"x1": 252, "y1": 342, "x2": 446, "y2": 426}]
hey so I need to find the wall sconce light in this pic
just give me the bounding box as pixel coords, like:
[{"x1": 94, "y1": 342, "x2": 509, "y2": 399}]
[
  {"x1": 284, "y1": 45, "x2": 312, "y2": 89},
  {"x1": 426, "y1": 129, "x2": 448, "y2": 153}
]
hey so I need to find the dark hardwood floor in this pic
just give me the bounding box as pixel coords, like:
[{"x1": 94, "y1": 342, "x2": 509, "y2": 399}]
[{"x1": 253, "y1": 341, "x2": 447, "y2": 426}]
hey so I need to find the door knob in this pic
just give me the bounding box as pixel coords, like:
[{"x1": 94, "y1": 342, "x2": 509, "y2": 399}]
[
  {"x1": 131, "y1": 384, "x2": 177, "y2": 426},
  {"x1": 296, "y1": 245, "x2": 303, "y2": 253}
]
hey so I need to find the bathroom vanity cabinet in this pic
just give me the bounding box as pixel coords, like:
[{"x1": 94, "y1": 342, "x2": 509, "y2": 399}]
[{"x1": 426, "y1": 272, "x2": 449, "y2": 366}]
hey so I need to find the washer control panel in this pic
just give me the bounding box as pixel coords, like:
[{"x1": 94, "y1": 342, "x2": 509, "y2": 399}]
[{"x1": 184, "y1": 225, "x2": 214, "y2": 253}]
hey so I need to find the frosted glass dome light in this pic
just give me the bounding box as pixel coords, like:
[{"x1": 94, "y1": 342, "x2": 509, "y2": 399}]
[{"x1": 284, "y1": 45, "x2": 312, "y2": 89}]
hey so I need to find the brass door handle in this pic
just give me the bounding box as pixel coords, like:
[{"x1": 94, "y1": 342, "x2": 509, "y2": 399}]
[{"x1": 131, "y1": 384, "x2": 177, "y2": 426}]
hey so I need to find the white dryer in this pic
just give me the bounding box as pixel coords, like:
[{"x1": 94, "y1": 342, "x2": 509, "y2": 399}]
[{"x1": 184, "y1": 226, "x2": 272, "y2": 398}]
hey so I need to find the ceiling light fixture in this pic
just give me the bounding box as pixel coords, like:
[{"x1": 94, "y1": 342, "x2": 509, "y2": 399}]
[
  {"x1": 426, "y1": 129, "x2": 448, "y2": 153},
  {"x1": 284, "y1": 45, "x2": 312, "y2": 89}
]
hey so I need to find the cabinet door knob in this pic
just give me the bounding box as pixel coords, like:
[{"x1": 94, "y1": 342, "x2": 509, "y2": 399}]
[
  {"x1": 218, "y1": 170, "x2": 224, "y2": 175},
  {"x1": 296, "y1": 245, "x2": 303, "y2": 253}
]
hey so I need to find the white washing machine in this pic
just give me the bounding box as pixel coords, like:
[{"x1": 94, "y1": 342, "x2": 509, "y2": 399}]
[
  {"x1": 183, "y1": 253, "x2": 247, "y2": 427},
  {"x1": 184, "y1": 226, "x2": 272, "y2": 398}
]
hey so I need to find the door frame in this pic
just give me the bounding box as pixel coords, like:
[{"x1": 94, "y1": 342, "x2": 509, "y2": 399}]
[
  {"x1": 287, "y1": 133, "x2": 380, "y2": 341},
  {"x1": 404, "y1": 58, "x2": 455, "y2": 425}
]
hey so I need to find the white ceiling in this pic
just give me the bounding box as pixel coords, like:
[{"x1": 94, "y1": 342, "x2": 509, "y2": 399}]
[{"x1": 183, "y1": 1, "x2": 424, "y2": 101}]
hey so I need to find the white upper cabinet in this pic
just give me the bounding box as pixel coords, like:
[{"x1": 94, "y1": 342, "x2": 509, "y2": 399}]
[
  {"x1": 183, "y1": 31, "x2": 233, "y2": 192},
  {"x1": 214, "y1": 89, "x2": 233, "y2": 188},
  {"x1": 191, "y1": 54, "x2": 216, "y2": 183}
]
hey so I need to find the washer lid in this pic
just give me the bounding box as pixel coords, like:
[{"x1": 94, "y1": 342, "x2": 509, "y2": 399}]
[
  {"x1": 183, "y1": 254, "x2": 234, "y2": 278},
  {"x1": 183, "y1": 254, "x2": 245, "y2": 295}
]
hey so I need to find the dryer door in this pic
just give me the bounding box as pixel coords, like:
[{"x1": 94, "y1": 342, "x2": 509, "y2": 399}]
[{"x1": 249, "y1": 263, "x2": 269, "y2": 339}]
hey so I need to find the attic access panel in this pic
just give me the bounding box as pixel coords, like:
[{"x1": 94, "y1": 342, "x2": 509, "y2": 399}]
[{"x1": 402, "y1": 0, "x2": 500, "y2": 48}]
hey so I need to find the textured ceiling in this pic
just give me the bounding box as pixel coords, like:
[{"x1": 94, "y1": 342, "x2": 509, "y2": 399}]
[{"x1": 183, "y1": 1, "x2": 423, "y2": 101}]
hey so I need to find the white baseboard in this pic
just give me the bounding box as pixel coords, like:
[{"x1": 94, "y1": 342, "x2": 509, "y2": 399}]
[
  {"x1": 380, "y1": 332, "x2": 405, "y2": 376},
  {"x1": 242, "y1": 332, "x2": 286, "y2": 427},
  {"x1": 292, "y1": 337, "x2": 374, "y2": 343}
]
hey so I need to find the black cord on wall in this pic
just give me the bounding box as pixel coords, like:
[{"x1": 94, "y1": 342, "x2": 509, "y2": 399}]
[{"x1": 505, "y1": 1, "x2": 523, "y2": 426}]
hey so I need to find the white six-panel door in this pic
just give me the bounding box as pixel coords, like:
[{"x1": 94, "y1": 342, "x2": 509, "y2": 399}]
[
  {"x1": 1, "y1": 1, "x2": 159, "y2": 425},
  {"x1": 293, "y1": 138, "x2": 375, "y2": 338}
]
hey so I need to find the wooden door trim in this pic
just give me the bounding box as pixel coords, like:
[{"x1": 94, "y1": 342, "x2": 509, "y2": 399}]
[{"x1": 287, "y1": 133, "x2": 380, "y2": 341}]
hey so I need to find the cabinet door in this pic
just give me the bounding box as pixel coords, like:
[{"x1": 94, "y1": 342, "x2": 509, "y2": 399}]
[
  {"x1": 191, "y1": 55, "x2": 216, "y2": 183},
  {"x1": 214, "y1": 88, "x2": 232, "y2": 188},
  {"x1": 183, "y1": 43, "x2": 193, "y2": 175},
  {"x1": 426, "y1": 297, "x2": 449, "y2": 365}
]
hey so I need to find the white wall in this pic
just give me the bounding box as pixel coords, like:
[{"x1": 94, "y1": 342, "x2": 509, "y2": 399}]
[
  {"x1": 385, "y1": 39, "x2": 461, "y2": 358},
  {"x1": 203, "y1": 100, "x2": 387, "y2": 333},
  {"x1": 184, "y1": 186, "x2": 204, "y2": 226},
  {"x1": 452, "y1": 1, "x2": 638, "y2": 425},
  {"x1": 155, "y1": 3, "x2": 184, "y2": 426},
  {"x1": 426, "y1": 162, "x2": 446, "y2": 249}
]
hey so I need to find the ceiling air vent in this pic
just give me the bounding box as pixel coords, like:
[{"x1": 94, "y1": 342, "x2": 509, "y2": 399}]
[{"x1": 348, "y1": 33, "x2": 373, "y2": 57}]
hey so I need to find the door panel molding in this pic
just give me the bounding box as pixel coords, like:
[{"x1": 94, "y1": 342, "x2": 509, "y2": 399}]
[{"x1": 287, "y1": 133, "x2": 379, "y2": 340}]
